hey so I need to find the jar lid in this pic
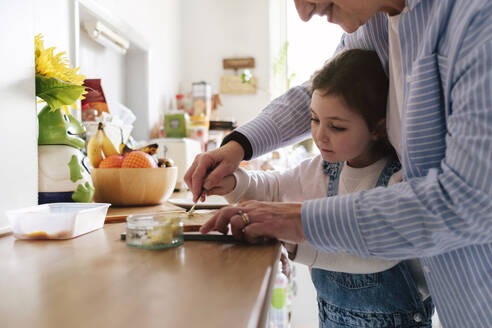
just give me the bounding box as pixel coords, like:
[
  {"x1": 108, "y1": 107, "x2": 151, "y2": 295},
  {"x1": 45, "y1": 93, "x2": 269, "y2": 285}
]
[{"x1": 190, "y1": 114, "x2": 208, "y2": 121}]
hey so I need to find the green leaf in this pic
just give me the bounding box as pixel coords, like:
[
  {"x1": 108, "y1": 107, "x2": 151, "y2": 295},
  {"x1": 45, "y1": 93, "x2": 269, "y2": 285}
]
[
  {"x1": 72, "y1": 182, "x2": 95, "y2": 203},
  {"x1": 35, "y1": 74, "x2": 85, "y2": 111},
  {"x1": 68, "y1": 155, "x2": 84, "y2": 182}
]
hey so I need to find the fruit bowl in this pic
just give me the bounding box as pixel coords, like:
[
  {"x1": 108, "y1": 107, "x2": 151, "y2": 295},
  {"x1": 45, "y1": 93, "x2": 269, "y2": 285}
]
[{"x1": 91, "y1": 167, "x2": 178, "y2": 206}]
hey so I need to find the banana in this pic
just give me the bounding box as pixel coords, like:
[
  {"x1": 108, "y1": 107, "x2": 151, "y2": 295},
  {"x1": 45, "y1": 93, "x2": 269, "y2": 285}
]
[
  {"x1": 120, "y1": 143, "x2": 159, "y2": 156},
  {"x1": 120, "y1": 144, "x2": 133, "y2": 155},
  {"x1": 87, "y1": 125, "x2": 104, "y2": 169},
  {"x1": 100, "y1": 123, "x2": 119, "y2": 157},
  {"x1": 138, "y1": 143, "x2": 158, "y2": 156},
  {"x1": 118, "y1": 127, "x2": 126, "y2": 154}
]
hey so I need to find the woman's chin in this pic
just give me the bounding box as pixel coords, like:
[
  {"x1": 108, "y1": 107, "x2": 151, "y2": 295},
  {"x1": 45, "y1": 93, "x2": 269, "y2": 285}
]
[
  {"x1": 341, "y1": 24, "x2": 360, "y2": 34},
  {"x1": 338, "y1": 19, "x2": 364, "y2": 34}
]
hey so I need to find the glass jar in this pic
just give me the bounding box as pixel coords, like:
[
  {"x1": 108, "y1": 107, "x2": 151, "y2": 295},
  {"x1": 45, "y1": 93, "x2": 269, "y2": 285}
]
[
  {"x1": 189, "y1": 116, "x2": 209, "y2": 152},
  {"x1": 126, "y1": 213, "x2": 184, "y2": 249},
  {"x1": 176, "y1": 94, "x2": 185, "y2": 110},
  {"x1": 81, "y1": 107, "x2": 99, "y2": 122}
]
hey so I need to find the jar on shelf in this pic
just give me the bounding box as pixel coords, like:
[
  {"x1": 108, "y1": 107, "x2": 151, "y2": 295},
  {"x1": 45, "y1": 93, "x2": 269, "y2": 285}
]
[
  {"x1": 189, "y1": 115, "x2": 209, "y2": 152},
  {"x1": 81, "y1": 107, "x2": 99, "y2": 122},
  {"x1": 176, "y1": 94, "x2": 185, "y2": 110}
]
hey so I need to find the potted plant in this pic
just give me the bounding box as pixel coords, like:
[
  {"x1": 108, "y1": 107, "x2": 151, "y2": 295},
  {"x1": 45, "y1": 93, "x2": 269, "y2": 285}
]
[{"x1": 35, "y1": 34, "x2": 94, "y2": 204}]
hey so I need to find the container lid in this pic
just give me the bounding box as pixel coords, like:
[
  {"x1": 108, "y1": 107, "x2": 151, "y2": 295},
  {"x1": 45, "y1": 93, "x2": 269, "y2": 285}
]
[
  {"x1": 127, "y1": 212, "x2": 184, "y2": 226},
  {"x1": 190, "y1": 114, "x2": 207, "y2": 120}
]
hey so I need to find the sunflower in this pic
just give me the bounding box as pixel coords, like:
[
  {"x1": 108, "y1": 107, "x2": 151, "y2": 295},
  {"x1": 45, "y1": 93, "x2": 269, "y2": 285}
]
[{"x1": 35, "y1": 34, "x2": 87, "y2": 113}]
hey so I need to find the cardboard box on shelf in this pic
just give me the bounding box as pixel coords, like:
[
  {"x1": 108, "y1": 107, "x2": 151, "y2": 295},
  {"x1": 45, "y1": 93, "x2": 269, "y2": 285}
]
[
  {"x1": 164, "y1": 112, "x2": 190, "y2": 138},
  {"x1": 192, "y1": 81, "x2": 212, "y2": 118}
]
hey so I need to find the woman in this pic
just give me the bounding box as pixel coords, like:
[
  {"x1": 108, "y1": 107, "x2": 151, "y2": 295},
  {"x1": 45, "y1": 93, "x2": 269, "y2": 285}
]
[{"x1": 187, "y1": 1, "x2": 492, "y2": 327}]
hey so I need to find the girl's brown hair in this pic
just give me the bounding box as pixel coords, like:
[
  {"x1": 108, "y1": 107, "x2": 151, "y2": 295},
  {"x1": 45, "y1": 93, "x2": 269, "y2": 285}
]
[{"x1": 311, "y1": 49, "x2": 393, "y2": 156}]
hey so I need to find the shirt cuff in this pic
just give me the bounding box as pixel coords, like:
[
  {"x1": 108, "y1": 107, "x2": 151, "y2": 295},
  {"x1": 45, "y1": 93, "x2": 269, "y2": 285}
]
[
  {"x1": 301, "y1": 194, "x2": 370, "y2": 257},
  {"x1": 233, "y1": 114, "x2": 282, "y2": 159},
  {"x1": 221, "y1": 131, "x2": 253, "y2": 160},
  {"x1": 293, "y1": 243, "x2": 318, "y2": 267},
  {"x1": 223, "y1": 168, "x2": 250, "y2": 204}
]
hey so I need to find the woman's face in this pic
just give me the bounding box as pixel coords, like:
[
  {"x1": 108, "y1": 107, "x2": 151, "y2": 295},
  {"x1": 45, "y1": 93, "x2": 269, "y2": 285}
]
[
  {"x1": 310, "y1": 91, "x2": 379, "y2": 167},
  {"x1": 293, "y1": 0, "x2": 404, "y2": 33}
]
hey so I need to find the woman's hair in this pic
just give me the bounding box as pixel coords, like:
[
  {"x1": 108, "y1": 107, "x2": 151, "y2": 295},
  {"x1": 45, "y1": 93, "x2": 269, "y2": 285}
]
[{"x1": 311, "y1": 49, "x2": 393, "y2": 156}]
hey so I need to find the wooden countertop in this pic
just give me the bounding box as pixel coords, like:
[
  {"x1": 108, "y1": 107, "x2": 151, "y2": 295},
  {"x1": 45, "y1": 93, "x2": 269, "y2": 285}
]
[{"x1": 0, "y1": 220, "x2": 281, "y2": 327}]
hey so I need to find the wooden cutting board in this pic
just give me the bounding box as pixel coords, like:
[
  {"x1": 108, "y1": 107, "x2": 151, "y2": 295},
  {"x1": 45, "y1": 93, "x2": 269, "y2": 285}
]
[
  {"x1": 105, "y1": 204, "x2": 181, "y2": 222},
  {"x1": 105, "y1": 204, "x2": 216, "y2": 232}
]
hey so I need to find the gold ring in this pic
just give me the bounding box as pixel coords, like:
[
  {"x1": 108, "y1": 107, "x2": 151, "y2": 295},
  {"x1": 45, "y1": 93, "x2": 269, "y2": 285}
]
[{"x1": 237, "y1": 210, "x2": 250, "y2": 226}]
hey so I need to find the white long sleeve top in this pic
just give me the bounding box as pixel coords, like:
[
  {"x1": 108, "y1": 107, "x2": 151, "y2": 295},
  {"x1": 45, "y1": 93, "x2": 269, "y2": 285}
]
[{"x1": 225, "y1": 155, "x2": 400, "y2": 274}]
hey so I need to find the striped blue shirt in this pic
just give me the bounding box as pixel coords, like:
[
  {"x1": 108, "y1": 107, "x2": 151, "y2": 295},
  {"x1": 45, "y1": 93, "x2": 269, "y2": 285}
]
[{"x1": 235, "y1": 0, "x2": 492, "y2": 326}]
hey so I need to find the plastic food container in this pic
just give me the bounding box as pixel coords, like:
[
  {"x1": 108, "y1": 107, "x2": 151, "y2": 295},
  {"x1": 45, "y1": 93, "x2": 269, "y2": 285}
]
[
  {"x1": 126, "y1": 213, "x2": 184, "y2": 249},
  {"x1": 6, "y1": 203, "x2": 110, "y2": 240}
]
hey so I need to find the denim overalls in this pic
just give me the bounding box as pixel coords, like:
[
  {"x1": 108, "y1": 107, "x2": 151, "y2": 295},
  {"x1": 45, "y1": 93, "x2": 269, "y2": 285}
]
[{"x1": 313, "y1": 158, "x2": 434, "y2": 327}]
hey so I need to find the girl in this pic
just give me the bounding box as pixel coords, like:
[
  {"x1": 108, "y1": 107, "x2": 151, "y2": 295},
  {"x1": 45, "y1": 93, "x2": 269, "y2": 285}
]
[{"x1": 204, "y1": 49, "x2": 433, "y2": 327}]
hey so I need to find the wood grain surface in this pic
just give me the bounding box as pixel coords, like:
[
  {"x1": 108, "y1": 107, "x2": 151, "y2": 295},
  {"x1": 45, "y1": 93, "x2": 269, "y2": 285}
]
[
  {"x1": 105, "y1": 192, "x2": 220, "y2": 232},
  {"x1": 105, "y1": 191, "x2": 195, "y2": 222},
  {"x1": 105, "y1": 202, "x2": 184, "y2": 222},
  {"x1": 0, "y1": 222, "x2": 280, "y2": 328}
]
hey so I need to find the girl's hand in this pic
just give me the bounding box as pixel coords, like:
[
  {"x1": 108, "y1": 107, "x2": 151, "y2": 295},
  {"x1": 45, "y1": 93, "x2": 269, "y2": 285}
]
[
  {"x1": 184, "y1": 141, "x2": 244, "y2": 202},
  {"x1": 205, "y1": 175, "x2": 236, "y2": 196},
  {"x1": 200, "y1": 200, "x2": 306, "y2": 244}
]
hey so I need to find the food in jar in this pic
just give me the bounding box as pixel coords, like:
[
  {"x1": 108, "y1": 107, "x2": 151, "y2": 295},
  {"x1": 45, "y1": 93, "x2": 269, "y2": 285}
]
[
  {"x1": 146, "y1": 216, "x2": 182, "y2": 245},
  {"x1": 126, "y1": 213, "x2": 184, "y2": 249}
]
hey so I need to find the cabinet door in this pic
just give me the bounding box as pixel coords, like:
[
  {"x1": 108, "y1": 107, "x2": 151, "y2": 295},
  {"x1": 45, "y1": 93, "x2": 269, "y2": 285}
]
[{"x1": 0, "y1": 0, "x2": 37, "y2": 232}]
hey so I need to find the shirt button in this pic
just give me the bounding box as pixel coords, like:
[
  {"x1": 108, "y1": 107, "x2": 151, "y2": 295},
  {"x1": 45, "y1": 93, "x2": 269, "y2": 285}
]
[
  {"x1": 406, "y1": 76, "x2": 412, "y2": 83},
  {"x1": 413, "y1": 313, "x2": 423, "y2": 323},
  {"x1": 423, "y1": 265, "x2": 431, "y2": 273}
]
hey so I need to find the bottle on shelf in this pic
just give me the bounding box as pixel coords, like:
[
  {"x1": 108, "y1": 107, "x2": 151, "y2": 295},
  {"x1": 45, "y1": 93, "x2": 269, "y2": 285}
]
[{"x1": 268, "y1": 261, "x2": 290, "y2": 328}]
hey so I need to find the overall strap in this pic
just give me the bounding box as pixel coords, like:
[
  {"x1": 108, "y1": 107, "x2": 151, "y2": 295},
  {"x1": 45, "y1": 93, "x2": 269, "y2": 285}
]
[
  {"x1": 322, "y1": 161, "x2": 343, "y2": 197},
  {"x1": 376, "y1": 156, "x2": 402, "y2": 187}
]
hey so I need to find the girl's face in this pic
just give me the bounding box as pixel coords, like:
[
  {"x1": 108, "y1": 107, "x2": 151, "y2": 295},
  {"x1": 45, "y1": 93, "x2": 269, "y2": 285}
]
[
  {"x1": 293, "y1": 0, "x2": 404, "y2": 33},
  {"x1": 310, "y1": 90, "x2": 380, "y2": 167}
]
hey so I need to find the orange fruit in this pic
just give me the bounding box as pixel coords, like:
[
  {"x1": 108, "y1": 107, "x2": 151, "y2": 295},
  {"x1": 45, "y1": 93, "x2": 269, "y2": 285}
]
[
  {"x1": 121, "y1": 151, "x2": 157, "y2": 168},
  {"x1": 99, "y1": 155, "x2": 124, "y2": 168}
]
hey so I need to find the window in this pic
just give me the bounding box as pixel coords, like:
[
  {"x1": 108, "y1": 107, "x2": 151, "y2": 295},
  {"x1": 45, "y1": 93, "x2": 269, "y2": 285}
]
[{"x1": 286, "y1": 1, "x2": 344, "y2": 87}]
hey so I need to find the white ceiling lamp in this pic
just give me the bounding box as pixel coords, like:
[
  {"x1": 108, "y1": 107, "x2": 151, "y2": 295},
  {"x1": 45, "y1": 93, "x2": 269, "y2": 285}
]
[{"x1": 83, "y1": 20, "x2": 130, "y2": 55}]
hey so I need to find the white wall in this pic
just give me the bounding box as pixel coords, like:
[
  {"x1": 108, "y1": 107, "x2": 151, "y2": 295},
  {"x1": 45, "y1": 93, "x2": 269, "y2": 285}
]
[
  {"x1": 34, "y1": 1, "x2": 73, "y2": 64},
  {"x1": 35, "y1": 0, "x2": 183, "y2": 140},
  {"x1": 78, "y1": 29, "x2": 126, "y2": 110},
  {"x1": 92, "y1": 0, "x2": 183, "y2": 136},
  {"x1": 0, "y1": 1, "x2": 37, "y2": 231},
  {"x1": 180, "y1": 0, "x2": 273, "y2": 125},
  {"x1": 35, "y1": 0, "x2": 273, "y2": 136},
  {"x1": 0, "y1": 0, "x2": 181, "y2": 229}
]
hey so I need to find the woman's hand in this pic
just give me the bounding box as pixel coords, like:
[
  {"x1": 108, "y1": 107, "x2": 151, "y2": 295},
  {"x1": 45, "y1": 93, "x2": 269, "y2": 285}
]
[
  {"x1": 200, "y1": 200, "x2": 306, "y2": 244},
  {"x1": 184, "y1": 141, "x2": 244, "y2": 202}
]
